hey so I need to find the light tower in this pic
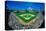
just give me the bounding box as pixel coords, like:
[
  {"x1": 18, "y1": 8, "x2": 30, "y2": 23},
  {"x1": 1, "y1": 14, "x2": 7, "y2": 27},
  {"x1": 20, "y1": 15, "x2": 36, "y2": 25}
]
[{"x1": 27, "y1": 7, "x2": 32, "y2": 10}]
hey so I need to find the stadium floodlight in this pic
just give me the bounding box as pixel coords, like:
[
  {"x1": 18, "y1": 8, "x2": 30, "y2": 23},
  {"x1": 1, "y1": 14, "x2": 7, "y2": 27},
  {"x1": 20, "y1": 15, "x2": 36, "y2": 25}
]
[{"x1": 27, "y1": 7, "x2": 32, "y2": 10}]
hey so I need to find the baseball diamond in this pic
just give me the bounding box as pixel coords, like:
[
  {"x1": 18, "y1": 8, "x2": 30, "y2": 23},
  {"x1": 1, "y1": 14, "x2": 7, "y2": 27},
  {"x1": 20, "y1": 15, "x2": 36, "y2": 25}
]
[{"x1": 14, "y1": 10, "x2": 39, "y2": 23}]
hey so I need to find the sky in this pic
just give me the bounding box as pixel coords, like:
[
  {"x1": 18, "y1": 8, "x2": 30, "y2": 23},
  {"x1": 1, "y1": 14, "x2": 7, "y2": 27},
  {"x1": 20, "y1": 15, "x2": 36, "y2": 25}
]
[{"x1": 6, "y1": 1, "x2": 44, "y2": 12}]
